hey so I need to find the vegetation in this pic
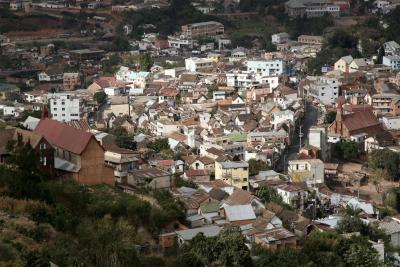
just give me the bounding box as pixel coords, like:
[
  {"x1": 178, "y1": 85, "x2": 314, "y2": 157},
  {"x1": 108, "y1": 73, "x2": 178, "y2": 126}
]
[
  {"x1": 369, "y1": 149, "x2": 400, "y2": 180},
  {"x1": 0, "y1": 139, "x2": 182, "y2": 265},
  {"x1": 248, "y1": 159, "x2": 269, "y2": 176},
  {"x1": 255, "y1": 186, "x2": 292, "y2": 210},
  {"x1": 111, "y1": 127, "x2": 137, "y2": 150},
  {"x1": 334, "y1": 141, "x2": 360, "y2": 161},
  {"x1": 147, "y1": 138, "x2": 170, "y2": 153},
  {"x1": 93, "y1": 91, "x2": 107, "y2": 105}
]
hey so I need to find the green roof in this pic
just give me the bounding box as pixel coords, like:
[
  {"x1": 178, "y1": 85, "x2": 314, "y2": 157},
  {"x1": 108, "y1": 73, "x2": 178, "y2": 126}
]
[
  {"x1": 229, "y1": 132, "x2": 247, "y2": 142},
  {"x1": 0, "y1": 83, "x2": 18, "y2": 91}
]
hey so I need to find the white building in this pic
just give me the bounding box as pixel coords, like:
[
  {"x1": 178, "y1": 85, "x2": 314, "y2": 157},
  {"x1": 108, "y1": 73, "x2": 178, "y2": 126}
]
[
  {"x1": 306, "y1": 76, "x2": 340, "y2": 105},
  {"x1": 115, "y1": 66, "x2": 149, "y2": 87},
  {"x1": 271, "y1": 110, "x2": 294, "y2": 129},
  {"x1": 277, "y1": 184, "x2": 307, "y2": 207},
  {"x1": 185, "y1": 57, "x2": 214, "y2": 72},
  {"x1": 382, "y1": 116, "x2": 400, "y2": 130},
  {"x1": 48, "y1": 93, "x2": 83, "y2": 122},
  {"x1": 271, "y1": 33, "x2": 290, "y2": 44},
  {"x1": 167, "y1": 36, "x2": 193, "y2": 49},
  {"x1": 245, "y1": 59, "x2": 286, "y2": 77},
  {"x1": 383, "y1": 55, "x2": 400, "y2": 70},
  {"x1": 213, "y1": 91, "x2": 226, "y2": 100},
  {"x1": 308, "y1": 126, "x2": 329, "y2": 161},
  {"x1": 226, "y1": 71, "x2": 279, "y2": 89},
  {"x1": 287, "y1": 159, "x2": 324, "y2": 185}
]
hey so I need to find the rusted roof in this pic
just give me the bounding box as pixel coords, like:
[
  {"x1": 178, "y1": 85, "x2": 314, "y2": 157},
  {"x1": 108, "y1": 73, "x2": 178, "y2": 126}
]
[
  {"x1": 342, "y1": 109, "x2": 380, "y2": 132},
  {"x1": 225, "y1": 189, "x2": 254, "y2": 205},
  {"x1": 34, "y1": 118, "x2": 95, "y2": 155}
]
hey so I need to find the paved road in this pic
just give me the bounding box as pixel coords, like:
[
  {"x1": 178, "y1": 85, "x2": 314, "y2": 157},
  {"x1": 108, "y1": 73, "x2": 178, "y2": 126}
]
[{"x1": 276, "y1": 101, "x2": 318, "y2": 173}]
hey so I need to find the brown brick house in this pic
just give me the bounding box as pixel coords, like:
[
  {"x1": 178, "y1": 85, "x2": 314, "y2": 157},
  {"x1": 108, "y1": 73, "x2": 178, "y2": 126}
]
[
  {"x1": 328, "y1": 104, "x2": 381, "y2": 138},
  {"x1": 34, "y1": 118, "x2": 114, "y2": 185},
  {"x1": 0, "y1": 127, "x2": 54, "y2": 176}
]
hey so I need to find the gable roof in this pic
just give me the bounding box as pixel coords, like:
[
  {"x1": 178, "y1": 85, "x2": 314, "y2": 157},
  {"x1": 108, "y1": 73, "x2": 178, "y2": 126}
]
[
  {"x1": 224, "y1": 204, "x2": 256, "y2": 221},
  {"x1": 34, "y1": 118, "x2": 95, "y2": 155},
  {"x1": 342, "y1": 109, "x2": 380, "y2": 132}
]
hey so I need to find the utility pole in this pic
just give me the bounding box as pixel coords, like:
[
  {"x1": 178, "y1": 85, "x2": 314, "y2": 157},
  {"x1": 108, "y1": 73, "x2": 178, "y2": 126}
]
[
  {"x1": 299, "y1": 125, "x2": 303, "y2": 153},
  {"x1": 312, "y1": 165, "x2": 317, "y2": 221}
]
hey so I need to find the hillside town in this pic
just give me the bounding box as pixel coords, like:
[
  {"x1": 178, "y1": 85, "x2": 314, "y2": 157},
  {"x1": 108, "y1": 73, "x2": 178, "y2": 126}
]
[{"x1": 2, "y1": 0, "x2": 400, "y2": 266}]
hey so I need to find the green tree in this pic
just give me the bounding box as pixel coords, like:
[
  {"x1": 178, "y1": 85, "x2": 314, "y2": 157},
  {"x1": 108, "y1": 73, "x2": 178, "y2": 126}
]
[
  {"x1": 93, "y1": 91, "x2": 107, "y2": 105},
  {"x1": 139, "y1": 53, "x2": 153, "y2": 71},
  {"x1": 248, "y1": 159, "x2": 269, "y2": 176},
  {"x1": 169, "y1": 252, "x2": 204, "y2": 267},
  {"x1": 334, "y1": 141, "x2": 359, "y2": 160},
  {"x1": 325, "y1": 110, "x2": 336, "y2": 124},
  {"x1": 111, "y1": 127, "x2": 136, "y2": 150},
  {"x1": 147, "y1": 138, "x2": 169, "y2": 152},
  {"x1": 369, "y1": 149, "x2": 400, "y2": 180}
]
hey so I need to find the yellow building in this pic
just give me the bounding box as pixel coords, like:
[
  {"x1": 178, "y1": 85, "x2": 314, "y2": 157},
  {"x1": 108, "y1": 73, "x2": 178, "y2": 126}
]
[{"x1": 215, "y1": 161, "x2": 249, "y2": 190}]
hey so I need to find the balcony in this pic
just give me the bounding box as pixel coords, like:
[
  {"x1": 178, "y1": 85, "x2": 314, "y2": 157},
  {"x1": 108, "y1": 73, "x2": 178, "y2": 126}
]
[{"x1": 114, "y1": 170, "x2": 128, "y2": 178}]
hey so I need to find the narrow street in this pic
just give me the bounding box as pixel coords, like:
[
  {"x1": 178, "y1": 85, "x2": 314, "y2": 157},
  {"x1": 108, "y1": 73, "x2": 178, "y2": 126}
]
[{"x1": 276, "y1": 101, "x2": 318, "y2": 173}]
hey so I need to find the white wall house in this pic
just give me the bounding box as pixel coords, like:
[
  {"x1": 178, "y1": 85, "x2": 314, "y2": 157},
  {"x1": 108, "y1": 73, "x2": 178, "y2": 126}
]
[
  {"x1": 185, "y1": 57, "x2": 214, "y2": 72},
  {"x1": 306, "y1": 76, "x2": 340, "y2": 105},
  {"x1": 271, "y1": 33, "x2": 290, "y2": 44},
  {"x1": 245, "y1": 59, "x2": 286, "y2": 77},
  {"x1": 48, "y1": 93, "x2": 83, "y2": 122},
  {"x1": 271, "y1": 110, "x2": 294, "y2": 129},
  {"x1": 115, "y1": 66, "x2": 149, "y2": 88},
  {"x1": 287, "y1": 159, "x2": 324, "y2": 185},
  {"x1": 382, "y1": 116, "x2": 400, "y2": 130},
  {"x1": 383, "y1": 55, "x2": 400, "y2": 70}
]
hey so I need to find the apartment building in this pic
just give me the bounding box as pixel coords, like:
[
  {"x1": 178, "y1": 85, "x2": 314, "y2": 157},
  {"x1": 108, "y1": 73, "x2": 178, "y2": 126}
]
[
  {"x1": 371, "y1": 93, "x2": 400, "y2": 115},
  {"x1": 297, "y1": 35, "x2": 324, "y2": 46},
  {"x1": 287, "y1": 158, "x2": 324, "y2": 184},
  {"x1": 181, "y1": 21, "x2": 224, "y2": 39},
  {"x1": 63, "y1": 73, "x2": 80, "y2": 91},
  {"x1": 285, "y1": 0, "x2": 340, "y2": 18},
  {"x1": 48, "y1": 93, "x2": 83, "y2": 122},
  {"x1": 185, "y1": 57, "x2": 214, "y2": 72},
  {"x1": 304, "y1": 76, "x2": 340, "y2": 105},
  {"x1": 245, "y1": 59, "x2": 286, "y2": 77},
  {"x1": 215, "y1": 161, "x2": 249, "y2": 190},
  {"x1": 383, "y1": 55, "x2": 400, "y2": 70}
]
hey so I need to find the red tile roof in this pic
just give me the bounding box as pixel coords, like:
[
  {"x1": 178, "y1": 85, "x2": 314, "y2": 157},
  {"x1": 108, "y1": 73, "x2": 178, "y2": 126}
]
[
  {"x1": 343, "y1": 109, "x2": 380, "y2": 132},
  {"x1": 34, "y1": 118, "x2": 95, "y2": 155}
]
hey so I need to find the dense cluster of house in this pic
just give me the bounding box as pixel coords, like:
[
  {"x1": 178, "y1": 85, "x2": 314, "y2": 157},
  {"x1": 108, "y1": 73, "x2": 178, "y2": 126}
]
[{"x1": 3, "y1": 3, "x2": 400, "y2": 258}]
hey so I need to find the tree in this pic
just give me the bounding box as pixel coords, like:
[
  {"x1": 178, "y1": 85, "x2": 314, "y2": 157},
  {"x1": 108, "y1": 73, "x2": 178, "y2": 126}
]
[
  {"x1": 111, "y1": 127, "x2": 136, "y2": 150},
  {"x1": 147, "y1": 138, "x2": 169, "y2": 152},
  {"x1": 139, "y1": 53, "x2": 153, "y2": 71},
  {"x1": 77, "y1": 216, "x2": 139, "y2": 267},
  {"x1": 334, "y1": 141, "x2": 359, "y2": 161},
  {"x1": 169, "y1": 252, "x2": 204, "y2": 267},
  {"x1": 207, "y1": 84, "x2": 218, "y2": 99},
  {"x1": 93, "y1": 91, "x2": 107, "y2": 105},
  {"x1": 337, "y1": 206, "x2": 365, "y2": 234},
  {"x1": 325, "y1": 110, "x2": 336, "y2": 124},
  {"x1": 369, "y1": 168, "x2": 391, "y2": 202},
  {"x1": 369, "y1": 149, "x2": 400, "y2": 180},
  {"x1": 248, "y1": 159, "x2": 269, "y2": 176}
]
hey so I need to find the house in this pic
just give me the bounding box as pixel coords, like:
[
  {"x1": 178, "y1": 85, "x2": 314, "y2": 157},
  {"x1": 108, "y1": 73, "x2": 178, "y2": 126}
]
[
  {"x1": 63, "y1": 73, "x2": 80, "y2": 91},
  {"x1": 334, "y1": 55, "x2": 353, "y2": 73},
  {"x1": 0, "y1": 127, "x2": 54, "y2": 176},
  {"x1": 328, "y1": 103, "x2": 381, "y2": 138},
  {"x1": 22, "y1": 116, "x2": 40, "y2": 130},
  {"x1": 181, "y1": 21, "x2": 224, "y2": 39},
  {"x1": 380, "y1": 217, "x2": 400, "y2": 247},
  {"x1": 272, "y1": 33, "x2": 290, "y2": 44},
  {"x1": 245, "y1": 59, "x2": 286, "y2": 77},
  {"x1": 104, "y1": 144, "x2": 138, "y2": 181},
  {"x1": 382, "y1": 55, "x2": 400, "y2": 70},
  {"x1": 383, "y1": 41, "x2": 400, "y2": 56},
  {"x1": 48, "y1": 93, "x2": 83, "y2": 123},
  {"x1": 287, "y1": 158, "x2": 324, "y2": 184},
  {"x1": 254, "y1": 227, "x2": 297, "y2": 251},
  {"x1": 382, "y1": 115, "x2": 400, "y2": 130},
  {"x1": 349, "y1": 58, "x2": 370, "y2": 71},
  {"x1": 190, "y1": 156, "x2": 215, "y2": 171},
  {"x1": 185, "y1": 57, "x2": 214, "y2": 72},
  {"x1": 302, "y1": 76, "x2": 340, "y2": 105},
  {"x1": 370, "y1": 94, "x2": 400, "y2": 116},
  {"x1": 271, "y1": 110, "x2": 294, "y2": 130},
  {"x1": 215, "y1": 161, "x2": 249, "y2": 190},
  {"x1": 184, "y1": 169, "x2": 212, "y2": 182},
  {"x1": 221, "y1": 204, "x2": 257, "y2": 225},
  {"x1": 34, "y1": 118, "x2": 114, "y2": 185},
  {"x1": 123, "y1": 168, "x2": 172, "y2": 190},
  {"x1": 297, "y1": 35, "x2": 324, "y2": 46},
  {"x1": 175, "y1": 226, "x2": 222, "y2": 245},
  {"x1": 285, "y1": 0, "x2": 340, "y2": 18},
  {"x1": 38, "y1": 68, "x2": 63, "y2": 82},
  {"x1": 277, "y1": 183, "x2": 307, "y2": 208}
]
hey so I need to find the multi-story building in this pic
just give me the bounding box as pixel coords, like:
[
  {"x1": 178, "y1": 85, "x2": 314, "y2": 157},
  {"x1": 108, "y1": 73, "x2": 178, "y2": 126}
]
[
  {"x1": 247, "y1": 130, "x2": 288, "y2": 150},
  {"x1": 226, "y1": 71, "x2": 280, "y2": 90},
  {"x1": 287, "y1": 158, "x2": 324, "y2": 185},
  {"x1": 297, "y1": 35, "x2": 324, "y2": 46},
  {"x1": 303, "y1": 76, "x2": 340, "y2": 105},
  {"x1": 167, "y1": 36, "x2": 194, "y2": 49},
  {"x1": 185, "y1": 57, "x2": 214, "y2": 72},
  {"x1": 215, "y1": 161, "x2": 249, "y2": 190},
  {"x1": 63, "y1": 73, "x2": 80, "y2": 91},
  {"x1": 285, "y1": 0, "x2": 340, "y2": 18},
  {"x1": 383, "y1": 55, "x2": 400, "y2": 70},
  {"x1": 181, "y1": 21, "x2": 224, "y2": 39},
  {"x1": 371, "y1": 93, "x2": 400, "y2": 115},
  {"x1": 245, "y1": 59, "x2": 286, "y2": 77},
  {"x1": 48, "y1": 93, "x2": 83, "y2": 122}
]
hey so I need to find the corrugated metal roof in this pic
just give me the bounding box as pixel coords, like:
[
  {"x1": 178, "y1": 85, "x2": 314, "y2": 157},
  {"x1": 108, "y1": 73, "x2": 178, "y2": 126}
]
[{"x1": 224, "y1": 204, "x2": 256, "y2": 221}]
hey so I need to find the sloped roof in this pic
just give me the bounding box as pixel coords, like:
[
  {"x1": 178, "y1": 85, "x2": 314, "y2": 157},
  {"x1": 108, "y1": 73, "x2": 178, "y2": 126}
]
[
  {"x1": 224, "y1": 204, "x2": 256, "y2": 221},
  {"x1": 225, "y1": 189, "x2": 254, "y2": 205},
  {"x1": 34, "y1": 118, "x2": 95, "y2": 155},
  {"x1": 342, "y1": 109, "x2": 380, "y2": 132}
]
